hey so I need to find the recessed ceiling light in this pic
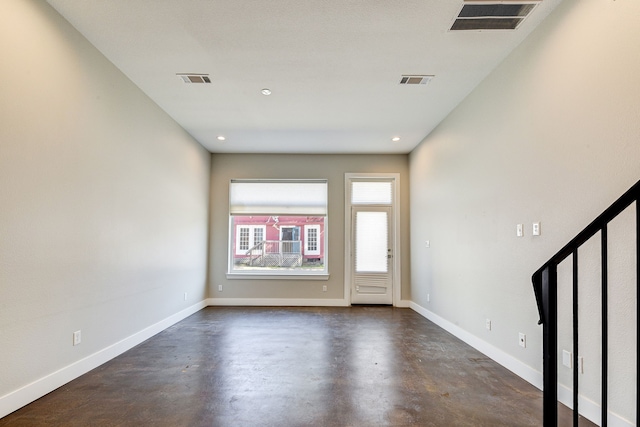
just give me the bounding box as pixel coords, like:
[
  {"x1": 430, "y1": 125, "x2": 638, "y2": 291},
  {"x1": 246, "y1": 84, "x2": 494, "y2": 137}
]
[
  {"x1": 391, "y1": 136, "x2": 401, "y2": 142},
  {"x1": 261, "y1": 88, "x2": 272, "y2": 96},
  {"x1": 217, "y1": 136, "x2": 226, "y2": 141}
]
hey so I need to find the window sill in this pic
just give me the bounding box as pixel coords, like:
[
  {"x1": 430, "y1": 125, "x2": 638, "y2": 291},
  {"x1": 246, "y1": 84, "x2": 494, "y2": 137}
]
[{"x1": 225, "y1": 273, "x2": 330, "y2": 281}]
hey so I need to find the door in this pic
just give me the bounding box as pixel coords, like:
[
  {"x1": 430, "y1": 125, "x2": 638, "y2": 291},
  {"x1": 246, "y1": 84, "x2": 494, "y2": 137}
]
[
  {"x1": 280, "y1": 226, "x2": 300, "y2": 253},
  {"x1": 351, "y1": 206, "x2": 393, "y2": 304},
  {"x1": 280, "y1": 226, "x2": 302, "y2": 266}
]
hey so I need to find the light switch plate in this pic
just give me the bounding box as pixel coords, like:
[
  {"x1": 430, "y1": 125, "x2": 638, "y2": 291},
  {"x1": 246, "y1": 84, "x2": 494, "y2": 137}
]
[{"x1": 533, "y1": 222, "x2": 541, "y2": 236}]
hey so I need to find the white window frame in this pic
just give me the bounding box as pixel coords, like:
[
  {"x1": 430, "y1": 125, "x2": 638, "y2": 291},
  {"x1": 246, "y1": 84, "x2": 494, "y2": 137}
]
[
  {"x1": 305, "y1": 225, "x2": 321, "y2": 256},
  {"x1": 344, "y1": 173, "x2": 401, "y2": 305},
  {"x1": 227, "y1": 179, "x2": 329, "y2": 280},
  {"x1": 234, "y1": 225, "x2": 266, "y2": 255}
]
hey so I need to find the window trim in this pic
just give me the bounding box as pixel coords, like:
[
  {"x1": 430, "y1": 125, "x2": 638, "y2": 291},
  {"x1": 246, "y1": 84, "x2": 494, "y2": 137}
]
[
  {"x1": 344, "y1": 173, "x2": 401, "y2": 305},
  {"x1": 227, "y1": 179, "x2": 329, "y2": 280}
]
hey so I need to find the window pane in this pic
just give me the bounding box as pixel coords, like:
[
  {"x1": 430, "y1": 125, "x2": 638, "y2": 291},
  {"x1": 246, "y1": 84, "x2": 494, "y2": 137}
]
[
  {"x1": 351, "y1": 181, "x2": 392, "y2": 205},
  {"x1": 231, "y1": 216, "x2": 325, "y2": 272},
  {"x1": 253, "y1": 227, "x2": 264, "y2": 244},
  {"x1": 355, "y1": 211, "x2": 388, "y2": 272},
  {"x1": 305, "y1": 225, "x2": 320, "y2": 255},
  {"x1": 308, "y1": 229, "x2": 317, "y2": 251},
  {"x1": 239, "y1": 227, "x2": 249, "y2": 251}
]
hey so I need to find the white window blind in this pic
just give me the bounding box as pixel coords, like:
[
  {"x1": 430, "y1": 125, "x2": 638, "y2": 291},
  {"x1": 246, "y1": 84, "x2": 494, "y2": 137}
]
[
  {"x1": 230, "y1": 180, "x2": 328, "y2": 216},
  {"x1": 351, "y1": 181, "x2": 392, "y2": 205}
]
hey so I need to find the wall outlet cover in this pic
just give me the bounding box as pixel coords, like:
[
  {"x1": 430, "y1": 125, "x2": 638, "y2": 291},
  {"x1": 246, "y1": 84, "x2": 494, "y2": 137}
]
[
  {"x1": 519, "y1": 333, "x2": 526, "y2": 348},
  {"x1": 73, "y1": 330, "x2": 82, "y2": 346}
]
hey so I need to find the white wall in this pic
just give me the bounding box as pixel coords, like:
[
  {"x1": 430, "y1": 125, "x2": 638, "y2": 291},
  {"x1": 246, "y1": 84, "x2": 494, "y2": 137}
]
[
  {"x1": 0, "y1": 0, "x2": 210, "y2": 416},
  {"x1": 208, "y1": 154, "x2": 410, "y2": 305},
  {"x1": 409, "y1": 0, "x2": 639, "y2": 424}
]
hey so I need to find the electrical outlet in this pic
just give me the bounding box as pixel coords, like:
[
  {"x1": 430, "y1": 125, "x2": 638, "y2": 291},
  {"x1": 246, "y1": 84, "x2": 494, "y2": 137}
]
[
  {"x1": 218, "y1": 285, "x2": 223, "y2": 292},
  {"x1": 485, "y1": 319, "x2": 491, "y2": 331},
  {"x1": 519, "y1": 333, "x2": 526, "y2": 348},
  {"x1": 322, "y1": 285, "x2": 327, "y2": 292},
  {"x1": 533, "y1": 222, "x2": 541, "y2": 236},
  {"x1": 425, "y1": 240, "x2": 430, "y2": 248},
  {"x1": 73, "y1": 330, "x2": 82, "y2": 346},
  {"x1": 516, "y1": 224, "x2": 524, "y2": 237}
]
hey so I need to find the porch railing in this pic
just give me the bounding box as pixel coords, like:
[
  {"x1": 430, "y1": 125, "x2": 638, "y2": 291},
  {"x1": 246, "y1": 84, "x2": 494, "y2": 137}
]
[
  {"x1": 532, "y1": 180, "x2": 640, "y2": 426},
  {"x1": 246, "y1": 240, "x2": 302, "y2": 267}
]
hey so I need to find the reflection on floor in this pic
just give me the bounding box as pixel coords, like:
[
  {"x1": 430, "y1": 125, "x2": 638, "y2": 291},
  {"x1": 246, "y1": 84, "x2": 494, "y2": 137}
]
[{"x1": 1, "y1": 307, "x2": 595, "y2": 426}]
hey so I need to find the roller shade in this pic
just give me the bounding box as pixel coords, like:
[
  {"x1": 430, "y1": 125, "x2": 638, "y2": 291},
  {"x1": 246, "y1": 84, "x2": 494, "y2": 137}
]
[
  {"x1": 351, "y1": 181, "x2": 392, "y2": 205},
  {"x1": 230, "y1": 180, "x2": 328, "y2": 216}
]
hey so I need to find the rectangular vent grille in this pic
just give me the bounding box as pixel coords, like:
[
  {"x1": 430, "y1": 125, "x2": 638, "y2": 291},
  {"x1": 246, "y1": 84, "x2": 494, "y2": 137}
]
[
  {"x1": 451, "y1": 1, "x2": 540, "y2": 31},
  {"x1": 177, "y1": 74, "x2": 211, "y2": 83},
  {"x1": 399, "y1": 75, "x2": 434, "y2": 85}
]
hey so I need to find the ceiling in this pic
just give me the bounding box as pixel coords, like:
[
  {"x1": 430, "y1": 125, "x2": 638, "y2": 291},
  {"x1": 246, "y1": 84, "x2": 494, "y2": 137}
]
[{"x1": 46, "y1": 0, "x2": 563, "y2": 154}]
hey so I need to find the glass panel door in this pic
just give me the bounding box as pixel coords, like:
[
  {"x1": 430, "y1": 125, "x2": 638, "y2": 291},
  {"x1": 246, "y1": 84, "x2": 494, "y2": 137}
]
[
  {"x1": 351, "y1": 206, "x2": 392, "y2": 304},
  {"x1": 355, "y1": 211, "x2": 388, "y2": 273}
]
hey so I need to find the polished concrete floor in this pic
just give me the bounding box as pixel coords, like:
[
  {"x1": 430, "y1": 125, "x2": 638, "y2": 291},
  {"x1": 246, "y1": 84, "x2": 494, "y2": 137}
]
[{"x1": 1, "y1": 307, "x2": 593, "y2": 426}]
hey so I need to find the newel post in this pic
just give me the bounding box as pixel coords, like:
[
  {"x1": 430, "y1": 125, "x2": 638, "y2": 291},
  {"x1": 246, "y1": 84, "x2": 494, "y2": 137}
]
[{"x1": 534, "y1": 264, "x2": 558, "y2": 426}]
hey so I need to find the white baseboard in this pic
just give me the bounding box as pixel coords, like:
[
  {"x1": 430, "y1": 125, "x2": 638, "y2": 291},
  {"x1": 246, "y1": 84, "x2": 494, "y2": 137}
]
[
  {"x1": 0, "y1": 300, "x2": 207, "y2": 419},
  {"x1": 409, "y1": 301, "x2": 543, "y2": 389},
  {"x1": 5, "y1": 298, "x2": 629, "y2": 426},
  {"x1": 206, "y1": 297, "x2": 349, "y2": 307},
  {"x1": 557, "y1": 383, "x2": 633, "y2": 427},
  {"x1": 410, "y1": 302, "x2": 634, "y2": 427}
]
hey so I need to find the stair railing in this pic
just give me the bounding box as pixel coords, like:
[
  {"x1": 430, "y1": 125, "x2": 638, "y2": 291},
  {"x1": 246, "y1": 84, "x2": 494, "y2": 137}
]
[{"x1": 532, "y1": 179, "x2": 640, "y2": 427}]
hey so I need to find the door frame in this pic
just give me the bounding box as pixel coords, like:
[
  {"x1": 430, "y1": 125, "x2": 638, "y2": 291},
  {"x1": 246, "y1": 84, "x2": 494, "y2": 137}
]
[{"x1": 344, "y1": 173, "x2": 401, "y2": 306}]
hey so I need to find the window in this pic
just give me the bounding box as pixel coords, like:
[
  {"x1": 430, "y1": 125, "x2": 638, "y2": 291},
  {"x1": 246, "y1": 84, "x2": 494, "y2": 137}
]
[
  {"x1": 228, "y1": 180, "x2": 328, "y2": 278},
  {"x1": 235, "y1": 225, "x2": 266, "y2": 255},
  {"x1": 305, "y1": 225, "x2": 321, "y2": 256},
  {"x1": 351, "y1": 181, "x2": 392, "y2": 205}
]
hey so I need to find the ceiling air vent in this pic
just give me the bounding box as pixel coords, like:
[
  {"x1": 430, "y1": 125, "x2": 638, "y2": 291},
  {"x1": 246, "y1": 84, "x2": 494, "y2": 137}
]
[
  {"x1": 177, "y1": 73, "x2": 211, "y2": 83},
  {"x1": 399, "y1": 75, "x2": 434, "y2": 85},
  {"x1": 450, "y1": 1, "x2": 540, "y2": 31}
]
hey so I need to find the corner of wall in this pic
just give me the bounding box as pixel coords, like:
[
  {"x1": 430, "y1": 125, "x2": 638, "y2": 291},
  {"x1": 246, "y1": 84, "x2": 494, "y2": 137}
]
[{"x1": 0, "y1": 301, "x2": 207, "y2": 419}]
